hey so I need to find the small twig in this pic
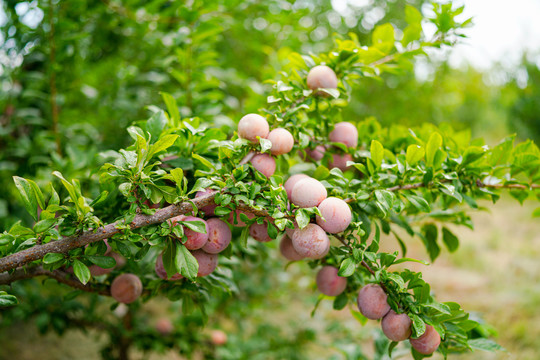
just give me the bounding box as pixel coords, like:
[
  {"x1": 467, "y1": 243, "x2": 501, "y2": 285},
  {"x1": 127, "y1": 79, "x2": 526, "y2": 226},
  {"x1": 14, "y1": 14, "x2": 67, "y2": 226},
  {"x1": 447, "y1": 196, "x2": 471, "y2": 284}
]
[{"x1": 239, "y1": 151, "x2": 255, "y2": 165}]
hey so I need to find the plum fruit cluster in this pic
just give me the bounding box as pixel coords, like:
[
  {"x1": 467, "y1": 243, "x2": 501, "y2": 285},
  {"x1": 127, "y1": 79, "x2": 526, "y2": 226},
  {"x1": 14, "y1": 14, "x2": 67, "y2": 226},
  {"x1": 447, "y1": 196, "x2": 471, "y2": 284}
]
[
  {"x1": 102, "y1": 64, "x2": 442, "y2": 356},
  {"x1": 357, "y1": 283, "x2": 441, "y2": 354}
]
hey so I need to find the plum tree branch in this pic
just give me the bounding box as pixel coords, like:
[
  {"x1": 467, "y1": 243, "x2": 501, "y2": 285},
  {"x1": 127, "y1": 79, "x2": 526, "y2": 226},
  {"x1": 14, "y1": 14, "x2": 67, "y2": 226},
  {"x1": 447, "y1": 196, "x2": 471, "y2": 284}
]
[
  {"x1": 0, "y1": 266, "x2": 111, "y2": 296},
  {"x1": 1, "y1": 174, "x2": 536, "y2": 274}
]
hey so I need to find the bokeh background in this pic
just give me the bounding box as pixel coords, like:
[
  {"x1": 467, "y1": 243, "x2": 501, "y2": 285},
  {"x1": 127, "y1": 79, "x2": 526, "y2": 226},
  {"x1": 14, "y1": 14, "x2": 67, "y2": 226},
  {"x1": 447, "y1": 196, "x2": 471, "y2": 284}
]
[{"x1": 0, "y1": 0, "x2": 539, "y2": 359}]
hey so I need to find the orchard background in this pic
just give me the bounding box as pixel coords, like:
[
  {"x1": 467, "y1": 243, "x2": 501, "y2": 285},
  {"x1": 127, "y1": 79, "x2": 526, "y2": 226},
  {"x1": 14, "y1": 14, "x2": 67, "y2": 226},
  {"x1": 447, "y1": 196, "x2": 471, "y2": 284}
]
[{"x1": 1, "y1": 1, "x2": 539, "y2": 360}]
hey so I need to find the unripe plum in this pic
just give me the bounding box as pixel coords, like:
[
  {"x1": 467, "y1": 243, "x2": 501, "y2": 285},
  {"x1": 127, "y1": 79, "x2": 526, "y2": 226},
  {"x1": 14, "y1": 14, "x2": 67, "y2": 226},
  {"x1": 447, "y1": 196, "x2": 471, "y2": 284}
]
[
  {"x1": 210, "y1": 329, "x2": 228, "y2": 346},
  {"x1": 329, "y1": 122, "x2": 358, "y2": 148},
  {"x1": 203, "y1": 218, "x2": 232, "y2": 254},
  {"x1": 191, "y1": 249, "x2": 218, "y2": 277},
  {"x1": 267, "y1": 128, "x2": 294, "y2": 155},
  {"x1": 195, "y1": 189, "x2": 217, "y2": 216},
  {"x1": 329, "y1": 153, "x2": 353, "y2": 172},
  {"x1": 155, "y1": 253, "x2": 183, "y2": 281},
  {"x1": 381, "y1": 310, "x2": 412, "y2": 341},
  {"x1": 228, "y1": 210, "x2": 255, "y2": 227},
  {"x1": 172, "y1": 215, "x2": 209, "y2": 250},
  {"x1": 290, "y1": 177, "x2": 327, "y2": 208},
  {"x1": 249, "y1": 221, "x2": 273, "y2": 242},
  {"x1": 409, "y1": 325, "x2": 441, "y2": 355},
  {"x1": 279, "y1": 235, "x2": 303, "y2": 261},
  {"x1": 111, "y1": 273, "x2": 143, "y2": 304},
  {"x1": 315, "y1": 197, "x2": 352, "y2": 234},
  {"x1": 292, "y1": 223, "x2": 330, "y2": 259},
  {"x1": 284, "y1": 174, "x2": 309, "y2": 199},
  {"x1": 155, "y1": 318, "x2": 174, "y2": 335},
  {"x1": 251, "y1": 153, "x2": 276, "y2": 178},
  {"x1": 316, "y1": 266, "x2": 347, "y2": 296},
  {"x1": 238, "y1": 113, "x2": 269, "y2": 142},
  {"x1": 357, "y1": 283, "x2": 390, "y2": 320},
  {"x1": 306, "y1": 65, "x2": 338, "y2": 93}
]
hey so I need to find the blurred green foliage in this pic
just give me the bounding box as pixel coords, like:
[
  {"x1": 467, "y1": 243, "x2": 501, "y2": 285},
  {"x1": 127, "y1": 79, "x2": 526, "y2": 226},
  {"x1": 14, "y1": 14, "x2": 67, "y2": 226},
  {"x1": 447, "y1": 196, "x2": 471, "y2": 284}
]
[{"x1": 0, "y1": 0, "x2": 539, "y2": 359}]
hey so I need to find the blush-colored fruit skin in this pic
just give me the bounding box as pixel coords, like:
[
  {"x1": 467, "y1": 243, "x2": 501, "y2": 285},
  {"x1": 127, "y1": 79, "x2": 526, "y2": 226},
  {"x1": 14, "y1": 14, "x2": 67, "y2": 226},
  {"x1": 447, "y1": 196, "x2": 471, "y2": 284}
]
[
  {"x1": 315, "y1": 197, "x2": 352, "y2": 234},
  {"x1": 191, "y1": 250, "x2": 218, "y2": 277},
  {"x1": 89, "y1": 264, "x2": 113, "y2": 276},
  {"x1": 111, "y1": 273, "x2": 143, "y2": 304},
  {"x1": 306, "y1": 65, "x2": 338, "y2": 93},
  {"x1": 267, "y1": 128, "x2": 294, "y2": 155},
  {"x1": 279, "y1": 235, "x2": 304, "y2": 261},
  {"x1": 410, "y1": 325, "x2": 441, "y2": 355},
  {"x1": 305, "y1": 145, "x2": 326, "y2": 161},
  {"x1": 251, "y1": 153, "x2": 276, "y2": 178},
  {"x1": 155, "y1": 318, "x2": 174, "y2": 335},
  {"x1": 290, "y1": 177, "x2": 328, "y2": 208},
  {"x1": 202, "y1": 218, "x2": 232, "y2": 254},
  {"x1": 195, "y1": 189, "x2": 217, "y2": 216},
  {"x1": 181, "y1": 216, "x2": 209, "y2": 250},
  {"x1": 155, "y1": 253, "x2": 183, "y2": 281},
  {"x1": 249, "y1": 221, "x2": 273, "y2": 242},
  {"x1": 228, "y1": 210, "x2": 255, "y2": 227},
  {"x1": 329, "y1": 153, "x2": 353, "y2": 172},
  {"x1": 316, "y1": 266, "x2": 347, "y2": 296},
  {"x1": 210, "y1": 329, "x2": 228, "y2": 345},
  {"x1": 284, "y1": 174, "x2": 309, "y2": 199},
  {"x1": 238, "y1": 113, "x2": 269, "y2": 142},
  {"x1": 329, "y1": 122, "x2": 358, "y2": 148},
  {"x1": 291, "y1": 223, "x2": 330, "y2": 259},
  {"x1": 381, "y1": 310, "x2": 412, "y2": 341},
  {"x1": 357, "y1": 283, "x2": 391, "y2": 320}
]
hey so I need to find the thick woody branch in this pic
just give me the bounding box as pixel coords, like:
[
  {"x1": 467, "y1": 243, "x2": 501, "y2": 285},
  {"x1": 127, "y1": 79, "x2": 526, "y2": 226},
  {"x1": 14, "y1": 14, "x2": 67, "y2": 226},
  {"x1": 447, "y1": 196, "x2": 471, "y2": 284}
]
[
  {"x1": 0, "y1": 266, "x2": 110, "y2": 296},
  {"x1": 0, "y1": 192, "x2": 217, "y2": 273}
]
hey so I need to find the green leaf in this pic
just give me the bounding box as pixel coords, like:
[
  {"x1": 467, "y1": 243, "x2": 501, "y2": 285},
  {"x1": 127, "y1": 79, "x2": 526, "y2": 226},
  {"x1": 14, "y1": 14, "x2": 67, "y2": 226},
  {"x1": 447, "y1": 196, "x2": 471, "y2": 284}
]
[
  {"x1": 426, "y1": 133, "x2": 442, "y2": 167},
  {"x1": 160, "y1": 93, "x2": 180, "y2": 123},
  {"x1": 13, "y1": 176, "x2": 39, "y2": 221},
  {"x1": 370, "y1": 140, "x2": 384, "y2": 168},
  {"x1": 182, "y1": 220, "x2": 207, "y2": 234},
  {"x1": 170, "y1": 168, "x2": 184, "y2": 186},
  {"x1": 43, "y1": 253, "x2": 64, "y2": 264},
  {"x1": 421, "y1": 223, "x2": 440, "y2": 262},
  {"x1": 72, "y1": 260, "x2": 91, "y2": 285},
  {"x1": 423, "y1": 301, "x2": 451, "y2": 315},
  {"x1": 405, "y1": 4, "x2": 422, "y2": 24},
  {"x1": 87, "y1": 255, "x2": 116, "y2": 269},
  {"x1": 295, "y1": 210, "x2": 310, "y2": 229},
  {"x1": 442, "y1": 227, "x2": 459, "y2": 252},
  {"x1": 410, "y1": 314, "x2": 426, "y2": 337},
  {"x1": 33, "y1": 219, "x2": 57, "y2": 234},
  {"x1": 406, "y1": 194, "x2": 431, "y2": 213},
  {"x1": 375, "y1": 190, "x2": 395, "y2": 210},
  {"x1": 372, "y1": 23, "x2": 395, "y2": 54},
  {"x1": 468, "y1": 338, "x2": 505, "y2": 352},
  {"x1": 260, "y1": 138, "x2": 272, "y2": 153},
  {"x1": 406, "y1": 145, "x2": 425, "y2": 165},
  {"x1": 338, "y1": 258, "x2": 356, "y2": 277},
  {"x1": 0, "y1": 233, "x2": 14, "y2": 246},
  {"x1": 392, "y1": 257, "x2": 429, "y2": 265},
  {"x1": 189, "y1": 177, "x2": 214, "y2": 194},
  {"x1": 148, "y1": 134, "x2": 179, "y2": 159},
  {"x1": 176, "y1": 245, "x2": 199, "y2": 280},
  {"x1": 0, "y1": 293, "x2": 18, "y2": 307},
  {"x1": 146, "y1": 109, "x2": 168, "y2": 142},
  {"x1": 192, "y1": 153, "x2": 215, "y2": 170},
  {"x1": 333, "y1": 292, "x2": 348, "y2": 309},
  {"x1": 214, "y1": 206, "x2": 231, "y2": 216}
]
